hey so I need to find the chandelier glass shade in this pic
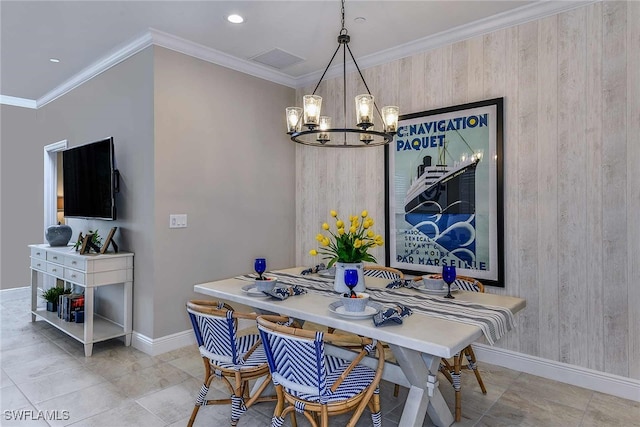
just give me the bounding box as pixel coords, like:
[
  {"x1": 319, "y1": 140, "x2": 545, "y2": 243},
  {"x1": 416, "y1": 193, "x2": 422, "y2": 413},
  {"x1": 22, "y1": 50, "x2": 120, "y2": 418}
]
[{"x1": 285, "y1": 0, "x2": 399, "y2": 148}]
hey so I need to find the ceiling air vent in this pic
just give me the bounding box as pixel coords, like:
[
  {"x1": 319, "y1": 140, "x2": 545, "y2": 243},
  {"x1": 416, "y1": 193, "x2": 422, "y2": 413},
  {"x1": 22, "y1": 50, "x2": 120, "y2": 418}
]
[{"x1": 250, "y1": 48, "x2": 304, "y2": 70}]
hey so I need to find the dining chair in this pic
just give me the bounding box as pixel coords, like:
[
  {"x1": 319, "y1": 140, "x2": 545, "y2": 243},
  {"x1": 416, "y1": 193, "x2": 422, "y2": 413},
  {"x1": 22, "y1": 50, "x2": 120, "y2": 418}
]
[
  {"x1": 412, "y1": 275, "x2": 488, "y2": 421},
  {"x1": 257, "y1": 314, "x2": 385, "y2": 427},
  {"x1": 186, "y1": 300, "x2": 276, "y2": 427},
  {"x1": 363, "y1": 265, "x2": 404, "y2": 281}
]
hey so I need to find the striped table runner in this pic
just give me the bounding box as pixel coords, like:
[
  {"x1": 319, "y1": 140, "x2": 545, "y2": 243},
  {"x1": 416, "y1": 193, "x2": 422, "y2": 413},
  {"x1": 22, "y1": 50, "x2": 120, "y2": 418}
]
[{"x1": 237, "y1": 271, "x2": 515, "y2": 345}]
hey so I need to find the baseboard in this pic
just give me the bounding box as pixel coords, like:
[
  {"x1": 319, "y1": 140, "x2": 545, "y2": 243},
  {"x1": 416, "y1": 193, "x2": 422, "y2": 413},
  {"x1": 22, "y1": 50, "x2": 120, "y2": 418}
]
[
  {"x1": 132, "y1": 327, "x2": 639, "y2": 402},
  {"x1": 473, "y1": 343, "x2": 640, "y2": 402},
  {"x1": 130, "y1": 319, "x2": 256, "y2": 356},
  {"x1": 131, "y1": 329, "x2": 195, "y2": 357}
]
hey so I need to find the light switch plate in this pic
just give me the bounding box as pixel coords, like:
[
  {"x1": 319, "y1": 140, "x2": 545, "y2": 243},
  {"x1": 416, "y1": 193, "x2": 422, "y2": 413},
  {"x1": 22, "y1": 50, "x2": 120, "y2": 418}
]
[{"x1": 169, "y1": 214, "x2": 187, "y2": 228}]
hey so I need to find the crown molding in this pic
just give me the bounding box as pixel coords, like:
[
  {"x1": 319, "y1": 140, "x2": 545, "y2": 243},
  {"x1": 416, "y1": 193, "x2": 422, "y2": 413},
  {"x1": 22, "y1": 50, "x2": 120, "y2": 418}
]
[
  {"x1": 148, "y1": 28, "x2": 297, "y2": 89},
  {"x1": 1, "y1": 0, "x2": 598, "y2": 109},
  {"x1": 0, "y1": 95, "x2": 37, "y2": 109},
  {"x1": 36, "y1": 31, "x2": 155, "y2": 108}
]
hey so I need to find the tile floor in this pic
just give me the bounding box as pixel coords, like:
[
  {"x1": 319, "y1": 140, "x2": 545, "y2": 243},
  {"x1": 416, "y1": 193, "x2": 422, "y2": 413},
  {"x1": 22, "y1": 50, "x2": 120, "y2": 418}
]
[{"x1": 1, "y1": 287, "x2": 638, "y2": 426}]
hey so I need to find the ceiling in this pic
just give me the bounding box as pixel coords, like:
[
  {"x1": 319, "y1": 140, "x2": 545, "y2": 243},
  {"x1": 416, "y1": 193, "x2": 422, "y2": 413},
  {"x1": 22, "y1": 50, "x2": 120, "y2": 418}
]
[{"x1": 0, "y1": 1, "x2": 585, "y2": 106}]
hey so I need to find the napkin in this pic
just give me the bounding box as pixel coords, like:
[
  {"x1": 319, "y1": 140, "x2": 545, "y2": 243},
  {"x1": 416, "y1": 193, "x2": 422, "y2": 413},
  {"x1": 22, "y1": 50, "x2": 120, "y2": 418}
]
[
  {"x1": 263, "y1": 285, "x2": 307, "y2": 300},
  {"x1": 301, "y1": 263, "x2": 326, "y2": 275},
  {"x1": 373, "y1": 304, "x2": 413, "y2": 327},
  {"x1": 386, "y1": 279, "x2": 413, "y2": 289}
]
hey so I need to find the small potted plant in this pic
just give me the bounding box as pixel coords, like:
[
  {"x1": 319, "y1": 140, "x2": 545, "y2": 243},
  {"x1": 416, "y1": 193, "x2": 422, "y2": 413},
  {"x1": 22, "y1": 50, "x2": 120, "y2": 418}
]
[{"x1": 41, "y1": 286, "x2": 70, "y2": 312}]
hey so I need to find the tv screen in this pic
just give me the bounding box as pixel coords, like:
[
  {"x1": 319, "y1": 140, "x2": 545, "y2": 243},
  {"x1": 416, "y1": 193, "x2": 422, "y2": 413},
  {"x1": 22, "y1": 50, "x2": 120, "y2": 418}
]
[{"x1": 63, "y1": 137, "x2": 116, "y2": 220}]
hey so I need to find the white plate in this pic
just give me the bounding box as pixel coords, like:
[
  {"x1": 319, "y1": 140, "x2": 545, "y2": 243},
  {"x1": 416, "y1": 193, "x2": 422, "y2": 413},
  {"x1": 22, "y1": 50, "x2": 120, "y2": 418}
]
[
  {"x1": 328, "y1": 301, "x2": 383, "y2": 319},
  {"x1": 414, "y1": 283, "x2": 459, "y2": 295},
  {"x1": 317, "y1": 268, "x2": 336, "y2": 278},
  {"x1": 241, "y1": 284, "x2": 273, "y2": 297}
]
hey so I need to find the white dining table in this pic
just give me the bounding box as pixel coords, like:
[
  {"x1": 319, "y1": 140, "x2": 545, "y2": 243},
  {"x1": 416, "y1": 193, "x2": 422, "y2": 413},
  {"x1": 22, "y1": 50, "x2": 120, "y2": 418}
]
[{"x1": 194, "y1": 267, "x2": 526, "y2": 427}]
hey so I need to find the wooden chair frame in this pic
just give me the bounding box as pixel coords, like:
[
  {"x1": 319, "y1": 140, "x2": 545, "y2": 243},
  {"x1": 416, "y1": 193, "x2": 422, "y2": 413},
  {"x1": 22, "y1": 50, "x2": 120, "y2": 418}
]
[
  {"x1": 257, "y1": 315, "x2": 385, "y2": 427},
  {"x1": 186, "y1": 300, "x2": 277, "y2": 427}
]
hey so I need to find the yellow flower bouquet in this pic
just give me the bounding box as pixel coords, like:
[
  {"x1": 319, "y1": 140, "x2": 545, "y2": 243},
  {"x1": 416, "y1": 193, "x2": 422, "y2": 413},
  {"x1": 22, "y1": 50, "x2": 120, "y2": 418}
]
[{"x1": 309, "y1": 210, "x2": 384, "y2": 268}]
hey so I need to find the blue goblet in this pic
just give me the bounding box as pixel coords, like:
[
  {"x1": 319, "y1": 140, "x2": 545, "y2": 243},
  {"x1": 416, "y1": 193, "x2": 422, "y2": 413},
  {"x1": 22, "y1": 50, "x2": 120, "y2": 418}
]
[
  {"x1": 344, "y1": 269, "x2": 359, "y2": 298},
  {"x1": 442, "y1": 265, "x2": 456, "y2": 299},
  {"x1": 254, "y1": 258, "x2": 266, "y2": 280}
]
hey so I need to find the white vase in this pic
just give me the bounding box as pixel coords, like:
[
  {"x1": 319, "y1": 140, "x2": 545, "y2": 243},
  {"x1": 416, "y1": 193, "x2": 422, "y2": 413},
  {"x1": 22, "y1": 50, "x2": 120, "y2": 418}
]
[{"x1": 333, "y1": 262, "x2": 365, "y2": 293}]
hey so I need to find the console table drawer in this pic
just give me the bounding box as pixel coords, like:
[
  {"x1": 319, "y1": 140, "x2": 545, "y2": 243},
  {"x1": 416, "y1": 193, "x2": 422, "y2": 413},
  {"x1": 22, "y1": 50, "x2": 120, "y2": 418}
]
[
  {"x1": 46, "y1": 263, "x2": 63, "y2": 277},
  {"x1": 64, "y1": 269, "x2": 85, "y2": 285},
  {"x1": 30, "y1": 258, "x2": 47, "y2": 271},
  {"x1": 46, "y1": 252, "x2": 64, "y2": 264},
  {"x1": 65, "y1": 256, "x2": 86, "y2": 270},
  {"x1": 31, "y1": 248, "x2": 47, "y2": 260}
]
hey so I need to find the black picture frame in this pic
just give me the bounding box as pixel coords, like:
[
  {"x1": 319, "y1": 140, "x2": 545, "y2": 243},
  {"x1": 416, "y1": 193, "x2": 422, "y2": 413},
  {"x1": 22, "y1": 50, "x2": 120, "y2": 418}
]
[{"x1": 385, "y1": 98, "x2": 504, "y2": 287}]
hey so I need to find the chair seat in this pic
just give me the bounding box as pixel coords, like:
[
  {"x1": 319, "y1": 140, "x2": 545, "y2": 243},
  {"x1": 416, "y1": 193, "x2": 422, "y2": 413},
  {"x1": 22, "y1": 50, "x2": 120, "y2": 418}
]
[
  {"x1": 201, "y1": 333, "x2": 269, "y2": 370},
  {"x1": 287, "y1": 356, "x2": 375, "y2": 403}
]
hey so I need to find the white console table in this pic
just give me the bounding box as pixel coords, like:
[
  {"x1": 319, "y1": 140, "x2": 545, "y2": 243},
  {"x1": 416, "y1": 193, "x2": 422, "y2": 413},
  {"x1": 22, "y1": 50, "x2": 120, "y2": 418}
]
[{"x1": 29, "y1": 244, "x2": 133, "y2": 357}]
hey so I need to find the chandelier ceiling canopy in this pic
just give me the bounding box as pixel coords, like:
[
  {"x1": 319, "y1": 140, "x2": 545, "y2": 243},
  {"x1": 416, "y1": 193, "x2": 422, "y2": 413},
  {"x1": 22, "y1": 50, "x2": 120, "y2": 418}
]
[{"x1": 285, "y1": 0, "x2": 399, "y2": 148}]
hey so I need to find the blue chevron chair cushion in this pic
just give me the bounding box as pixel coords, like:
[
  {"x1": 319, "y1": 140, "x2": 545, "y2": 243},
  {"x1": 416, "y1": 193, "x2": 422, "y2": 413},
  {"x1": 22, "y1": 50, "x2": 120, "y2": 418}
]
[
  {"x1": 204, "y1": 334, "x2": 268, "y2": 370},
  {"x1": 258, "y1": 327, "x2": 377, "y2": 404},
  {"x1": 453, "y1": 278, "x2": 482, "y2": 292},
  {"x1": 292, "y1": 356, "x2": 375, "y2": 403},
  {"x1": 363, "y1": 266, "x2": 403, "y2": 281}
]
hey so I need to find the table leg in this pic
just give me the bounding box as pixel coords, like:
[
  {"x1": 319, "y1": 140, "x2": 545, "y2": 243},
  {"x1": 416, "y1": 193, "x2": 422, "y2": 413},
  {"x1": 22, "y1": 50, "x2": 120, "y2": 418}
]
[
  {"x1": 389, "y1": 344, "x2": 454, "y2": 427},
  {"x1": 84, "y1": 343, "x2": 93, "y2": 357},
  {"x1": 124, "y1": 281, "x2": 133, "y2": 346},
  {"x1": 31, "y1": 269, "x2": 38, "y2": 322},
  {"x1": 84, "y1": 287, "x2": 94, "y2": 357}
]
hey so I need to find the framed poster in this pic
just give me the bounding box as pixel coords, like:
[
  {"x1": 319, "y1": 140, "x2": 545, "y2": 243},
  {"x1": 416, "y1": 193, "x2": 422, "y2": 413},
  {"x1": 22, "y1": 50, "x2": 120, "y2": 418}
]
[{"x1": 384, "y1": 98, "x2": 504, "y2": 287}]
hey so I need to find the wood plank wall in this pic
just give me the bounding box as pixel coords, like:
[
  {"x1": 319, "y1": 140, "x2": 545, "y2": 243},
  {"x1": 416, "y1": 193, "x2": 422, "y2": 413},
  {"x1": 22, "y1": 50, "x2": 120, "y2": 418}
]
[{"x1": 295, "y1": 1, "x2": 639, "y2": 380}]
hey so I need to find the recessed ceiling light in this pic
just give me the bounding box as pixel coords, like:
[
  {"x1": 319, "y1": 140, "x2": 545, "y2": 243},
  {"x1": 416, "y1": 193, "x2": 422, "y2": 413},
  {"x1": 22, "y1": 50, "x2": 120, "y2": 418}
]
[
  {"x1": 354, "y1": 17, "x2": 366, "y2": 23},
  {"x1": 49, "y1": 58, "x2": 60, "y2": 63},
  {"x1": 227, "y1": 14, "x2": 244, "y2": 24}
]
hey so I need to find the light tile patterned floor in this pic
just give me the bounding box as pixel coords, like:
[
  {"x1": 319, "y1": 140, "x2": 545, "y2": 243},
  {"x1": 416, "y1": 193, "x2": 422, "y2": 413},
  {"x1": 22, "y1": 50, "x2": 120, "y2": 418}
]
[{"x1": 1, "y1": 287, "x2": 638, "y2": 426}]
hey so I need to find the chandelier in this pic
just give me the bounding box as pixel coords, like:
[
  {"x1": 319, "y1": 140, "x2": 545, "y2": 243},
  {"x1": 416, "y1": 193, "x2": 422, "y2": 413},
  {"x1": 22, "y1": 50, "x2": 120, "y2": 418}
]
[{"x1": 285, "y1": 0, "x2": 399, "y2": 148}]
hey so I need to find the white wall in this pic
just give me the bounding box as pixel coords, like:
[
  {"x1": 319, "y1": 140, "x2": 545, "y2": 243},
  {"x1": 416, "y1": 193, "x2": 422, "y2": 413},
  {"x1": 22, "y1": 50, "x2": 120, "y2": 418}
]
[{"x1": 295, "y1": 1, "x2": 640, "y2": 381}]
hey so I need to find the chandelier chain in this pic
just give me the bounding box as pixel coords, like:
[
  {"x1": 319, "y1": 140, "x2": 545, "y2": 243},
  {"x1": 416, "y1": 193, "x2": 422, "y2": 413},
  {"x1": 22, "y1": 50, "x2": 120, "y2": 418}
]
[{"x1": 341, "y1": 0, "x2": 346, "y2": 33}]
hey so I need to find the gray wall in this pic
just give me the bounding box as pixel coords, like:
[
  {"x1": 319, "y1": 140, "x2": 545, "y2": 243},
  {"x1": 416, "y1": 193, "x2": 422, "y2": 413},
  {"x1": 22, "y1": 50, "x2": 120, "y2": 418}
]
[
  {"x1": 1, "y1": 105, "x2": 40, "y2": 289},
  {"x1": 2, "y1": 47, "x2": 156, "y2": 335},
  {"x1": 0, "y1": 45, "x2": 295, "y2": 340},
  {"x1": 295, "y1": 1, "x2": 639, "y2": 381},
  {"x1": 152, "y1": 47, "x2": 296, "y2": 337}
]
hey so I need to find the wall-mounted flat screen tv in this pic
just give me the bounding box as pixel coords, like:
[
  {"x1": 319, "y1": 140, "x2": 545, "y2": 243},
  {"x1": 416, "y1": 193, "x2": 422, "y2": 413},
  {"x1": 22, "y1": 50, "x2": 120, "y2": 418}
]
[{"x1": 63, "y1": 137, "x2": 117, "y2": 220}]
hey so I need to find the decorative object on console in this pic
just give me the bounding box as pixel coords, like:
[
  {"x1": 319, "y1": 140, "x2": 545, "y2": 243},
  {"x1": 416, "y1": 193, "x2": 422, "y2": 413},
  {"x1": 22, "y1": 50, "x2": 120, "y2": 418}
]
[
  {"x1": 100, "y1": 227, "x2": 118, "y2": 253},
  {"x1": 74, "y1": 229, "x2": 103, "y2": 254},
  {"x1": 284, "y1": 0, "x2": 399, "y2": 147},
  {"x1": 41, "y1": 286, "x2": 70, "y2": 312},
  {"x1": 309, "y1": 209, "x2": 383, "y2": 292},
  {"x1": 45, "y1": 222, "x2": 72, "y2": 246}
]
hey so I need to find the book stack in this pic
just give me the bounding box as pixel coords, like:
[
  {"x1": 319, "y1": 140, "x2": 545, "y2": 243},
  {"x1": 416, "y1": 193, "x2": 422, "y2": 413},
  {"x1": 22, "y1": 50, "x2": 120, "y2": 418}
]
[{"x1": 58, "y1": 294, "x2": 85, "y2": 323}]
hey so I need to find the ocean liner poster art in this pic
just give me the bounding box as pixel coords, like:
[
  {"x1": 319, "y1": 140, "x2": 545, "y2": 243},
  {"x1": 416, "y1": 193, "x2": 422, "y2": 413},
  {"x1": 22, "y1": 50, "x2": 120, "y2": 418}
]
[{"x1": 385, "y1": 98, "x2": 504, "y2": 287}]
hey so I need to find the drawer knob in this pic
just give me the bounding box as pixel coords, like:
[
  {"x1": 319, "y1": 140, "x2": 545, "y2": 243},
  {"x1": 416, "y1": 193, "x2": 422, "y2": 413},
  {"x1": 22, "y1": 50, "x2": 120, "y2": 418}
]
[
  {"x1": 71, "y1": 274, "x2": 76, "y2": 278},
  {"x1": 36, "y1": 252, "x2": 41, "y2": 256},
  {"x1": 71, "y1": 261, "x2": 77, "y2": 265},
  {"x1": 37, "y1": 263, "x2": 41, "y2": 267},
  {"x1": 52, "y1": 268, "x2": 57, "y2": 272},
  {"x1": 53, "y1": 256, "x2": 58, "y2": 260}
]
